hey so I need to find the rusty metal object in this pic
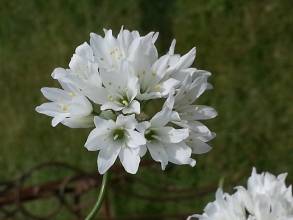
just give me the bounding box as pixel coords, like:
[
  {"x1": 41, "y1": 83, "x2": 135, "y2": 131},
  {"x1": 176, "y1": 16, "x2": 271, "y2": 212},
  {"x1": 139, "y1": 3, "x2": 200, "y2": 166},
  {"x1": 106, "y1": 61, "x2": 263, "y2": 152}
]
[{"x1": 0, "y1": 161, "x2": 243, "y2": 220}]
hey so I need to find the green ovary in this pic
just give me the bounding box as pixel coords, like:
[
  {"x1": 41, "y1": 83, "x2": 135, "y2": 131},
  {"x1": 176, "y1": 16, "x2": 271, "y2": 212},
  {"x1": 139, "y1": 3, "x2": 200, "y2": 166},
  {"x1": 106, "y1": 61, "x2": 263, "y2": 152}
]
[{"x1": 113, "y1": 128, "x2": 125, "y2": 141}]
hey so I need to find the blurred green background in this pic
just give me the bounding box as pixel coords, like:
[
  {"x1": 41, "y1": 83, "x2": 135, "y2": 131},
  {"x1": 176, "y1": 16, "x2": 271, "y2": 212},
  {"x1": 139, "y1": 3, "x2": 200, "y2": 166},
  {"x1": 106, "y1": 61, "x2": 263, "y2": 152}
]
[{"x1": 0, "y1": 0, "x2": 292, "y2": 219}]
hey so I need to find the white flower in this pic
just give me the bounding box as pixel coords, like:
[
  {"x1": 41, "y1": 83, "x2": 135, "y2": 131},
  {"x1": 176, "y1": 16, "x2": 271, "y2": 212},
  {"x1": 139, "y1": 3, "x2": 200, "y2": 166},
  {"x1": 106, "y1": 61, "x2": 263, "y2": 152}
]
[
  {"x1": 188, "y1": 168, "x2": 293, "y2": 220},
  {"x1": 35, "y1": 82, "x2": 93, "y2": 128},
  {"x1": 172, "y1": 72, "x2": 217, "y2": 154},
  {"x1": 135, "y1": 39, "x2": 196, "y2": 101},
  {"x1": 188, "y1": 189, "x2": 247, "y2": 220},
  {"x1": 97, "y1": 61, "x2": 140, "y2": 114},
  {"x1": 90, "y1": 28, "x2": 158, "y2": 70},
  {"x1": 85, "y1": 114, "x2": 146, "y2": 174},
  {"x1": 51, "y1": 42, "x2": 104, "y2": 104},
  {"x1": 36, "y1": 27, "x2": 216, "y2": 174},
  {"x1": 237, "y1": 168, "x2": 293, "y2": 220},
  {"x1": 137, "y1": 94, "x2": 196, "y2": 169}
]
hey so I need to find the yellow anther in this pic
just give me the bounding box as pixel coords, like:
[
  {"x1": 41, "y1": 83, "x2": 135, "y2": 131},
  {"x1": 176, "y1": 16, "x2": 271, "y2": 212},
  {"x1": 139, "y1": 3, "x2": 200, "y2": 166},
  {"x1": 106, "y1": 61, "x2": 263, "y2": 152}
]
[
  {"x1": 122, "y1": 100, "x2": 129, "y2": 106},
  {"x1": 110, "y1": 47, "x2": 122, "y2": 59},
  {"x1": 113, "y1": 134, "x2": 119, "y2": 140},
  {"x1": 61, "y1": 104, "x2": 69, "y2": 112}
]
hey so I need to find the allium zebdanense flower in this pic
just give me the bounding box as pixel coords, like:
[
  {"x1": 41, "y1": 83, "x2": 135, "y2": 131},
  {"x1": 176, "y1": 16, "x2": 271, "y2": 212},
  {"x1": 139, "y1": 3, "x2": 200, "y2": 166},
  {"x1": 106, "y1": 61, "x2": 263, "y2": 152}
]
[
  {"x1": 188, "y1": 168, "x2": 293, "y2": 220},
  {"x1": 36, "y1": 27, "x2": 217, "y2": 174}
]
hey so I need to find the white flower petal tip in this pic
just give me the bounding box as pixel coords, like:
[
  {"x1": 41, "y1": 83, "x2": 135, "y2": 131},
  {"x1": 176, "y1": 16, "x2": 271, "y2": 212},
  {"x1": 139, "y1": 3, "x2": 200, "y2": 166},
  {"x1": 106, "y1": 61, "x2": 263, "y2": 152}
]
[
  {"x1": 189, "y1": 168, "x2": 293, "y2": 220},
  {"x1": 189, "y1": 159, "x2": 196, "y2": 167},
  {"x1": 35, "y1": 105, "x2": 42, "y2": 113},
  {"x1": 36, "y1": 27, "x2": 216, "y2": 174},
  {"x1": 186, "y1": 214, "x2": 198, "y2": 220}
]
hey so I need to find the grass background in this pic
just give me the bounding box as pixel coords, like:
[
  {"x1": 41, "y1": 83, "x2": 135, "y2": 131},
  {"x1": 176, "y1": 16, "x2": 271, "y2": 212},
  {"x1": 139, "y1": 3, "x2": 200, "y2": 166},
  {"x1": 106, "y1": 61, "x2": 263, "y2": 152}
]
[{"x1": 0, "y1": 0, "x2": 292, "y2": 219}]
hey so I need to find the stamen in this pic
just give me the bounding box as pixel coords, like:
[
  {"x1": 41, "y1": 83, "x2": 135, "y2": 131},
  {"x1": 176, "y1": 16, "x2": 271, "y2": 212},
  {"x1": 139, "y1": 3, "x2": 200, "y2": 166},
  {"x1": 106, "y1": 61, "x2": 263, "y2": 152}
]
[
  {"x1": 112, "y1": 128, "x2": 125, "y2": 141},
  {"x1": 122, "y1": 100, "x2": 129, "y2": 106}
]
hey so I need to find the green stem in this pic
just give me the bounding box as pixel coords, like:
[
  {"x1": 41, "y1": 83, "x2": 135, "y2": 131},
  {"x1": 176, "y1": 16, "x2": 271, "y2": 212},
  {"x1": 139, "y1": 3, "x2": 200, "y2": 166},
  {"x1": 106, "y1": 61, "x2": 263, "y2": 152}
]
[{"x1": 85, "y1": 172, "x2": 109, "y2": 220}]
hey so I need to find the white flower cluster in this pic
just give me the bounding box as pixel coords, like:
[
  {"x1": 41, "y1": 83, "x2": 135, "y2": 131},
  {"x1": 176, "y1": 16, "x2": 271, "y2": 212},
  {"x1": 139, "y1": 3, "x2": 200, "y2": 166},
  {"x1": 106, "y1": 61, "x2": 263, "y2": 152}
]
[
  {"x1": 36, "y1": 28, "x2": 216, "y2": 174},
  {"x1": 188, "y1": 168, "x2": 293, "y2": 220}
]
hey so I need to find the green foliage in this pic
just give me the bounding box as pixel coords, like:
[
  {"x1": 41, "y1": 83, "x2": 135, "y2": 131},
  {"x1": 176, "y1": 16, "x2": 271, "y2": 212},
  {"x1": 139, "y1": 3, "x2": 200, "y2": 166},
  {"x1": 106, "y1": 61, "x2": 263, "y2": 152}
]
[{"x1": 0, "y1": 0, "x2": 292, "y2": 218}]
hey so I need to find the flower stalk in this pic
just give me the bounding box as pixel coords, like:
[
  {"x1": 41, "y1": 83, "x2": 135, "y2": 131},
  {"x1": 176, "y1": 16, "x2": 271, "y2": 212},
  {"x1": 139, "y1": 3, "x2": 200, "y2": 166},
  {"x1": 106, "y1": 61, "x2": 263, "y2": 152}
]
[{"x1": 85, "y1": 172, "x2": 109, "y2": 220}]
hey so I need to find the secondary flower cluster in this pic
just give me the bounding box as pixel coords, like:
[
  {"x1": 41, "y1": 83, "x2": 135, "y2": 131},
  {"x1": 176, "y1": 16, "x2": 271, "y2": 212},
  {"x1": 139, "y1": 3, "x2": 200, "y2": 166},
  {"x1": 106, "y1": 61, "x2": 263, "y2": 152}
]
[
  {"x1": 188, "y1": 168, "x2": 293, "y2": 220},
  {"x1": 36, "y1": 28, "x2": 217, "y2": 174}
]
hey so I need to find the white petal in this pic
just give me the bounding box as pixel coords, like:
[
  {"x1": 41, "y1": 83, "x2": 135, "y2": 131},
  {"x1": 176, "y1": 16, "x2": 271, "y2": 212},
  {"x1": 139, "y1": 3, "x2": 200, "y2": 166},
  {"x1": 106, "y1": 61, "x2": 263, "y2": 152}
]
[
  {"x1": 35, "y1": 102, "x2": 61, "y2": 117},
  {"x1": 129, "y1": 33, "x2": 158, "y2": 66},
  {"x1": 186, "y1": 137, "x2": 212, "y2": 154},
  {"x1": 117, "y1": 28, "x2": 134, "y2": 54},
  {"x1": 187, "y1": 214, "x2": 197, "y2": 220},
  {"x1": 62, "y1": 115, "x2": 94, "y2": 128},
  {"x1": 168, "y1": 54, "x2": 180, "y2": 68},
  {"x1": 119, "y1": 147, "x2": 140, "y2": 174},
  {"x1": 174, "y1": 120, "x2": 214, "y2": 140},
  {"x1": 173, "y1": 47, "x2": 196, "y2": 70},
  {"x1": 125, "y1": 70, "x2": 139, "y2": 101},
  {"x1": 69, "y1": 54, "x2": 86, "y2": 74},
  {"x1": 41, "y1": 87, "x2": 70, "y2": 102},
  {"x1": 160, "y1": 78, "x2": 179, "y2": 96},
  {"x1": 151, "y1": 55, "x2": 169, "y2": 79},
  {"x1": 104, "y1": 29, "x2": 117, "y2": 48},
  {"x1": 59, "y1": 80, "x2": 80, "y2": 93},
  {"x1": 156, "y1": 127, "x2": 189, "y2": 143},
  {"x1": 98, "y1": 145, "x2": 120, "y2": 174},
  {"x1": 168, "y1": 39, "x2": 176, "y2": 55},
  {"x1": 139, "y1": 145, "x2": 147, "y2": 157},
  {"x1": 82, "y1": 86, "x2": 108, "y2": 104},
  {"x1": 166, "y1": 142, "x2": 196, "y2": 167},
  {"x1": 188, "y1": 76, "x2": 209, "y2": 103},
  {"x1": 162, "y1": 91, "x2": 175, "y2": 109},
  {"x1": 116, "y1": 114, "x2": 137, "y2": 130},
  {"x1": 85, "y1": 117, "x2": 115, "y2": 151},
  {"x1": 94, "y1": 116, "x2": 116, "y2": 129},
  {"x1": 151, "y1": 32, "x2": 159, "y2": 43},
  {"x1": 147, "y1": 142, "x2": 169, "y2": 170},
  {"x1": 137, "y1": 91, "x2": 161, "y2": 100},
  {"x1": 170, "y1": 111, "x2": 181, "y2": 121},
  {"x1": 122, "y1": 100, "x2": 140, "y2": 114},
  {"x1": 75, "y1": 42, "x2": 93, "y2": 61},
  {"x1": 101, "y1": 102, "x2": 124, "y2": 112},
  {"x1": 178, "y1": 105, "x2": 217, "y2": 120},
  {"x1": 51, "y1": 67, "x2": 68, "y2": 80},
  {"x1": 186, "y1": 121, "x2": 213, "y2": 136},
  {"x1": 85, "y1": 129, "x2": 110, "y2": 151},
  {"x1": 52, "y1": 114, "x2": 68, "y2": 127},
  {"x1": 90, "y1": 33, "x2": 112, "y2": 66},
  {"x1": 174, "y1": 75, "x2": 208, "y2": 106},
  {"x1": 172, "y1": 68, "x2": 195, "y2": 81},
  {"x1": 149, "y1": 92, "x2": 175, "y2": 127},
  {"x1": 69, "y1": 95, "x2": 93, "y2": 117},
  {"x1": 150, "y1": 104, "x2": 172, "y2": 127},
  {"x1": 100, "y1": 67, "x2": 126, "y2": 91},
  {"x1": 192, "y1": 130, "x2": 216, "y2": 143},
  {"x1": 126, "y1": 129, "x2": 146, "y2": 148},
  {"x1": 136, "y1": 121, "x2": 151, "y2": 133}
]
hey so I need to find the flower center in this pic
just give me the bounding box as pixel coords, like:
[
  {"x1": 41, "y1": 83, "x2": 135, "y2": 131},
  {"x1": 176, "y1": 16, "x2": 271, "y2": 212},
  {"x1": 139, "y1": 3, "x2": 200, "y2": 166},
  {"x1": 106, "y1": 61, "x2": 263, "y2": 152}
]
[
  {"x1": 113, "y1": 128, "x2": 125, "y2": 141},
  {"x1": 59, "y1": 103, "x2": 69, "y2": 112},
  {"x1": 121, "y1": 99, "x2": 129, "y2": 106},
  {"x1": 119, "y1": 95, "x2": 129, "y2": 106},
  {"x1": 110, "y1": 47, "x2": 123, "y2": 60},
  {"x1": 145, "y1": 129, "x2": 156, "y2": 141}
]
